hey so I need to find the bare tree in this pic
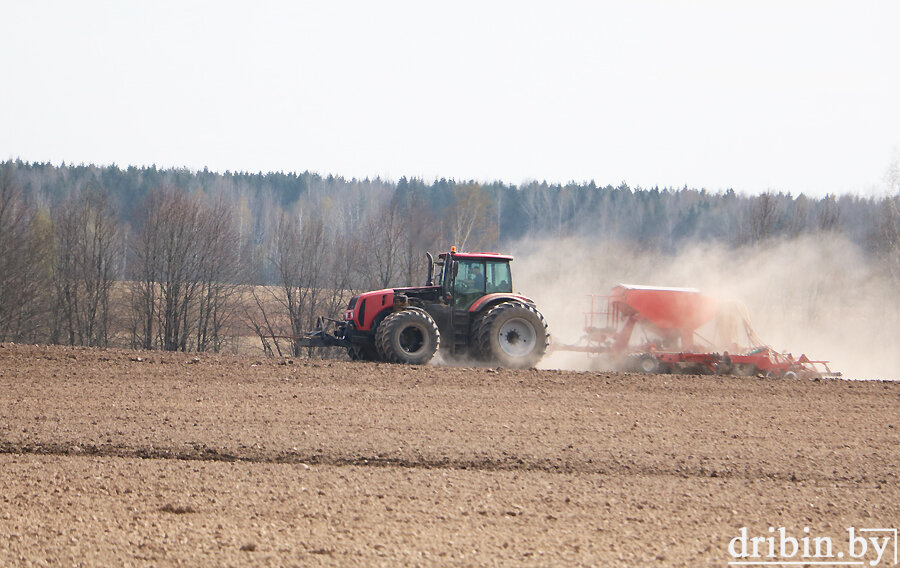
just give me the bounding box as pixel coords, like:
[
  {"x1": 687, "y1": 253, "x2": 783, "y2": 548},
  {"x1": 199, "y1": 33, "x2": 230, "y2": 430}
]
[
  {"x1": 247, "y1": 210, "x2": 330, "y2": 356},
  {"x1": 816, "y1": 194, "x2": 842, "y2": 232},
  {"x1": 877, "y1": 194, "x2": 900, "y2": 272},
  {"x1": 448, "y1": 183, "x2": 497, "y2": 250},
  {"x1": 364, "y1": 196, "x2": 404, "y2": 288},
  {"x1": 748, "y1": 192, "x2": 781, "y2": 242},
  {"x1": 398, "y1": 188, "x2": 441, "y2": 285},
  {"x1": 786, "y1": 194, "x2": 810, "y2": 238},
  {"x1": 50, "y1": 188, "x2": 120, "y2": 347},
  {"x1": 876, "y1": 156, "x2": 900, "y2": 313},
  {"x1": 130, "y1": 194, "x2": 162, "y2": 349},
  {"x1": 0, "y1": 166, "x2": 52, "y2": 341},
  {"x1": 194, "y1": 197, "x2": 243, "y2": 352},
  {"x1": 323, "y1": 231, "x2": 364, "y2": 318},
  {"x1": 130, "y1": 187, "x2": 241, "y2": 352},
  {"x1": 519, "y1": 182, "x2": 552, "y2": 236},
  {"x1": 131, "y1": 188, "x2": 194, "y2": 350}
]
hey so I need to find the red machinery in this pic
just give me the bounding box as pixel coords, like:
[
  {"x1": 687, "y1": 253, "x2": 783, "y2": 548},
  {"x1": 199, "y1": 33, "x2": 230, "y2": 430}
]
[{"x1": 557, "y1": 284, "x2": 839, "y2": 379}]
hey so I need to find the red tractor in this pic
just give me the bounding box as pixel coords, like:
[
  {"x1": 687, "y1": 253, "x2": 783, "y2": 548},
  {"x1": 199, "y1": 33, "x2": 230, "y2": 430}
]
[{"x1": 299, "y1": 247, "x2": 549, "y2": 368}]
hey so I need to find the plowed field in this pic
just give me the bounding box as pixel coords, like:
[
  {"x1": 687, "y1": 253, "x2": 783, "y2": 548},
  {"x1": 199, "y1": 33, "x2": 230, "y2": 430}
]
[{"x1": 1, "y1": 343, "x2": 898, "y2": 566}]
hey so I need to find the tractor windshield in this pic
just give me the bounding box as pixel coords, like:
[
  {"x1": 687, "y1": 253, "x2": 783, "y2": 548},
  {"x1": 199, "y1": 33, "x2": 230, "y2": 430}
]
[{"x1": 452, "y1": 259, "x2": 512, "y2": 309}]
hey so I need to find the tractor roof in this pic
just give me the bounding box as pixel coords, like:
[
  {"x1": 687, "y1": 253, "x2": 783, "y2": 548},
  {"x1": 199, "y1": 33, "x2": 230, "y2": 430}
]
[{"x1": 440, "y1": 251, "x2": 514, "y2": 261}]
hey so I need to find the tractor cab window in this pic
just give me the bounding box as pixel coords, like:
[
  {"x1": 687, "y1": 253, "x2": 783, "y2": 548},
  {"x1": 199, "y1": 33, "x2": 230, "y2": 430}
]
[
  {"x1": 485, "y1": 261, "x2": 512, "y2": 294},
  {"x1": 452, "y1": 259, "x2": 512, "y2": 309}
]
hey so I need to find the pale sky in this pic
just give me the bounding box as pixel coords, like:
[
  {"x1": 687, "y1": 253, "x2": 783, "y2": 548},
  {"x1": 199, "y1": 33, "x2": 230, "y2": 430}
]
[{"x1": 2, "y1": 1, "x2": 898, "y2": 196}]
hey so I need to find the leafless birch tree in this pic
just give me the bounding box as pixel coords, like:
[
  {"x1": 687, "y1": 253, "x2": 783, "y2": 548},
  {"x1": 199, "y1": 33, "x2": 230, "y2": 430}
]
[{"x1": 50, "y1": 188, "x2": 120, "y2": 346}]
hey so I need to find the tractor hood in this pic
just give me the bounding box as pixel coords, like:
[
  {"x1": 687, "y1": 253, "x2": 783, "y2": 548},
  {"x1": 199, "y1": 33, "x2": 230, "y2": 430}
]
[{"x1": 345, "y1": 286, "x2": 442, "y2": 331}]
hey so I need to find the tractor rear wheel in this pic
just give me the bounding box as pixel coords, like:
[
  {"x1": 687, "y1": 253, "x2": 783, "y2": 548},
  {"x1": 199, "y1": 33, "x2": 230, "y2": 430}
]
[
  {"x1": 375, "y1": 309, "x2": 440, "y2": 365},
  {"x1": 474, "y1": 302, "x2": 549, "y2": 369}
]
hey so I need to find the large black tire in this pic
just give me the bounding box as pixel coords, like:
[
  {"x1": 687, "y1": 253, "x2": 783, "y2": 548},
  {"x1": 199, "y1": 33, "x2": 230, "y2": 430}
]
[
  {"x1": 375, "y1": 309, "x2": 440, "y2": 365},
  {"x1": 473, "y1": 302, "x2": 549, "y2": 369}
]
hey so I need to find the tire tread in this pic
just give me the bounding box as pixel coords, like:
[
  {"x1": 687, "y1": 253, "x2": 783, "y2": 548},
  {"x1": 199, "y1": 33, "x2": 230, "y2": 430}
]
[
  {"x1": 375, "y1": 309, "x2": 440, "y2": 365},
  {"x1": 473, "y1": 301, "x2": 549, "y2": 368}
]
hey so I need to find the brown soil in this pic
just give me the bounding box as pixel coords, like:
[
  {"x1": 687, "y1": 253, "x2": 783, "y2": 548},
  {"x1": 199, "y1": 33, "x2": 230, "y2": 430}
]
[{"x1": 1, "y1": 343, "x2": 898, "y2": 566}]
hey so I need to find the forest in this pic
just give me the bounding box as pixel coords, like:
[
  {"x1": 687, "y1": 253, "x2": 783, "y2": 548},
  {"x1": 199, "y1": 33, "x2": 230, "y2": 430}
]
[{"x1": 1, "y1": 159, "x2": 898, "y2": 357}]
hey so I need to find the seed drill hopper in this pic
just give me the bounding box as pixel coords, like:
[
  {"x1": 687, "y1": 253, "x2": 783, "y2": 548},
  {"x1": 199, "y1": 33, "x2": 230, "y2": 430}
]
[{"x1": 557, "y1": 284, "x2": 839, "y2": 379}]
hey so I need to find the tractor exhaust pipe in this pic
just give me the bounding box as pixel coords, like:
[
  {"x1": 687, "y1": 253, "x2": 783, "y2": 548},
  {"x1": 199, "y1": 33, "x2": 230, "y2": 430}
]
[{"x1": 426, "y1": 252, "x2": 435, "y2": 286}]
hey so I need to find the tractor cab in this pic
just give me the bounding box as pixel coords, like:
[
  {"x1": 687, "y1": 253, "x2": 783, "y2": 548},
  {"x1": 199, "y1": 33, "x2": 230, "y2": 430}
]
[
  {"x1": 424, "y1": 247, "x2": 546, "y2": 362},
  {"x1": 436, "y1": 250, "x2": 514, "y2": 310}
]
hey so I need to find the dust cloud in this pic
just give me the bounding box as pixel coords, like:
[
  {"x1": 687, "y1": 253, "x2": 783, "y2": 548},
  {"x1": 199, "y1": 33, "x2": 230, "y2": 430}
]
[{"x1": 511, "y1": 235, "x2": 900, "y2": 380}]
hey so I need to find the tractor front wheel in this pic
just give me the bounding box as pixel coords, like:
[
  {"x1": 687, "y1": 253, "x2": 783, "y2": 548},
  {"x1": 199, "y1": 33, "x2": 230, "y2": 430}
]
[
  {"x1": 375, "y1": 309, "x2": 440, "y2": 365},
  {"x1": 474, "y1": 302, "x2": 549, "y2": 369}
]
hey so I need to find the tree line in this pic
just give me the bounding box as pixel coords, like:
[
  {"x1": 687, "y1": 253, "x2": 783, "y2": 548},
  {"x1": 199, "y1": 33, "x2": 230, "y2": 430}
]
[{"x1": 1, "y1": 159, "x2": 898, "y2": 354}]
